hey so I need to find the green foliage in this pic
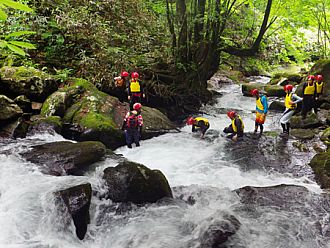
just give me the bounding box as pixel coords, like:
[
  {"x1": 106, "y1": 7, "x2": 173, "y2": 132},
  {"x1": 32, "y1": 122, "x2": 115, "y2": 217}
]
[{"x1": 0, "y1": 0, "x2": 35, "y2": 58}]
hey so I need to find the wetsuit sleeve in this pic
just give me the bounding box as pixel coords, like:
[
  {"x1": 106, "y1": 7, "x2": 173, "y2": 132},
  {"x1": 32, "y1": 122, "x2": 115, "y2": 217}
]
[
  {"x1": 292, "y1": 94, "x2": 302, "y2": 103},
  {"x1": 127, "y1": 82, "x2": 131, "y2": 95},
  {"x1": 140, "y1": 81, "x2": 144, "y2": 94},
  {"x1": 192, "y1": 125, "x2": 196, "y2": 132},
  {"x1": 262, "y1": 96, "x2": 268, "y2": 114},
  {"x1": 234, "y1": 118, "x2": 242, "y2": 134}
]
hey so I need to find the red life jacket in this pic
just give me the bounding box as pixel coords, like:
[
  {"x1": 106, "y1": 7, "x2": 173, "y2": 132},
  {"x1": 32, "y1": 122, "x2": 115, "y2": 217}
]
[{"x1": 126, "y1": 113, "x2": 139, "y2": 129}]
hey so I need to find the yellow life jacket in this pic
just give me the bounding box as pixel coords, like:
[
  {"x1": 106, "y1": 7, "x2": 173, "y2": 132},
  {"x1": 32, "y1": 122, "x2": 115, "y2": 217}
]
[
  {"x1": 304, "y1": 83, "x2": 315, "y2": 95},
  {"x1": 316, "y1": 82, "x2": 324, "y2": 94},
  {"x1": 232, "y1": 115, "x2": 244, "y2": 133},
  {"x1": 130, "y1": 81, "x2": 141, "y2": 93},
  {"x1": 195, "y1": 117, "x2": 209, "y2": 126},
  {"x1": 285, "y1": 93, "x2": 297, "y2": 109},
  {"x1": 256, "y1": 97, "x2": 264, "y2": 111}
]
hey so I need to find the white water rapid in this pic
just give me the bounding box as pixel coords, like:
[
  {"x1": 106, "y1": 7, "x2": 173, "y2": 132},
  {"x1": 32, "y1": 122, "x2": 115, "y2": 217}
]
[{"x1": 0, "y1": 80, "x2": 329, "y2": 248}]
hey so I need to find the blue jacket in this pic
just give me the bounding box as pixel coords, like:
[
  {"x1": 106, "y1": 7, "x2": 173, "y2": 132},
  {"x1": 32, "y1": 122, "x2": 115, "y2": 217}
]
[{"x1": 256, "y1": 95, "x2": 268, "y2": 114}]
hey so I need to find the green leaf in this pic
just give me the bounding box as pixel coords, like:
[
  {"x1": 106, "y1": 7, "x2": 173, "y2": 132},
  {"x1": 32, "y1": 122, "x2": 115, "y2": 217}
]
[
  {"x1": 5, "y1": 30, "x2": 36, "y2": 39},
  {"x1": 0, "y1": 0, "x2": 33, "y2": 12},
  {"x1": 0, "y1": 40, "x2": 7, "y2": 48},
  {"x1": 0, "y1": 8, "x2": 7, "y2": 20},
  {"x1": 8, "y1": 40, "x2": 36, "y2": 49},
  {"x1": 7, "y1": 43, "x2": 25, "y2": 56}
]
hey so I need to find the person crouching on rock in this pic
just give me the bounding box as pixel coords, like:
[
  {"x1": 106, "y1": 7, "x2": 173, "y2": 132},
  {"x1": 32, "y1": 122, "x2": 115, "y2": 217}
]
[
  {"x1": 122, "y1": 103, "x2": 143, "y2": 148},
  {"x1": 223, "y1": 111, "x2": 244, "y2": 142},
  {"x1": 279, "y1": 84, "x2": 302, "y2": 136},
  {"x1": 186, "y1": 116, "x2": 210, "y2": 138}
]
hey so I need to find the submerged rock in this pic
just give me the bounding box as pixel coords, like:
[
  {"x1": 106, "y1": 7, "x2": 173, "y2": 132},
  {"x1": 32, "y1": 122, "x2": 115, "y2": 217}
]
[
  {"x1": 103, "y1": 160, "x2": 173, "y2": 204},
  {"x1": 199, "y1": 214, "x2": 241, "y2": 248},
  {"x1": 54, "y1": 183, "x2": 92, "y2": 240},
  {"x1": 22, "y1": 141, "x2": 106, "y2": 175}
]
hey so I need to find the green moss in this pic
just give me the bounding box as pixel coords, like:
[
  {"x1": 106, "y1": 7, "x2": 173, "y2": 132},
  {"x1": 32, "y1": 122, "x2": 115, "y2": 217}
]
[
  {"x1": 78, "y1": 112, "x2": 116, "y2": 131},
  {"x1": 310, "y1": 59, "x2": 330, "y2": 74},
  {"x1": 0, "y1": 66, "x2": 51, "y2": 80}
]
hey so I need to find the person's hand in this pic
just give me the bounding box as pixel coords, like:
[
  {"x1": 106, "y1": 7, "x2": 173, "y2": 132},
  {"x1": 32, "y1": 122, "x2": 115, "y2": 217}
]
[
  {"x1": 128, "y1": 95, "x2": 131, "y2": 100},
  {"x1": 143, "y1": 93, "x2": 146, "y2": 98},
  {"x1": 232, "y1": 135, "x2": 238, "y2": 142},
  {"x1": 315, "y1": 97, "x2": 318, "y2": 101}
]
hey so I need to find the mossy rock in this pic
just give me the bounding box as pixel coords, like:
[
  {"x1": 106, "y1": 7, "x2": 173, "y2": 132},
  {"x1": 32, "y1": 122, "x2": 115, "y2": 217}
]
[
  {"x1": 320, "y1": 127, "x2": 330, "y2": 147},
  {"x1": 290, "y1": 129, "x2": 315, "y2": 140},
  {"x1": 290, "y1": 113, "x2": 322, "y2": 129},
  {"x1": 309, "y1": 150, "x2": 330, "y2": 189},
  {"x1": 0, "y1": 66, "x2": 59, "y2": 101},
  {"x1": 43, "y1": 78, "x2": 175, "y2": 149},
  {"x1": 0, "y1": 95, "x2": 23, "y2": 121},
  {"x1": 310, "y1": 59, "x2": 330, "y2": 96},
  {"x1": 28, "y1": 115, "x2": 62, "y2": 135},
  {"x1": 241, "y1": 83, "x2": 285, "y2": 97}
]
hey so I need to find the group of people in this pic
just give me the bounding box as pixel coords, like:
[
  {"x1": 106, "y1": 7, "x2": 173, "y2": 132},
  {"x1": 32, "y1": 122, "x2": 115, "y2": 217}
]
[
  {"x1": 186, "y1": 74, "x2": 325, "y2": 141},
  {"x1": 115, "y1": 71, "x2": 145, "y2": 149},
  {"x1": 119, "y1": 72, "x2": 325, "y2": 147},
  {"x1": 186, "y1": 88, "x2": 268, "y2": 141}
]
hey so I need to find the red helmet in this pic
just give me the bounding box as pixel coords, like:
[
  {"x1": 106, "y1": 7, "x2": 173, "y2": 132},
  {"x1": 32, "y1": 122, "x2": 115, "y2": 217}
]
[
  {"x1": 307, "y1": 75, "x2": 315, "y2": 81},
  {"x1": 131, "y1": 72, "x2": 139, "y2": 79},
  {"x1": 133, "y1": 103, "x2": 142, "y2": 111},
  {"x1": 315, "y1": 75, "x2": 323, "y2": 82},
  {"x1": 227, "y1": 111, "x2": 236, "y2": 119},
  {"x1": 121, "y1": 71, "x2": 129, "y2": 77},
  {"x1": 284, "y1": 84, "x2": 293, "y2": 91},
  {"x1": 186, "y1": 117, "x2": 195, "y2": 125},
  {"x1": 251, "y1": 89, "x2": 259, "y2": 96}
]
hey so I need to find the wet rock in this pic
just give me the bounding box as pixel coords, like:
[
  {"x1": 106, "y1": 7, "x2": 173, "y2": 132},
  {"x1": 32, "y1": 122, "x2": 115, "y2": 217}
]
[
  {"x1": 0, "y1": 114, "x2": 30, "y2": 138},
  {"x1": 292, "y1": 141, "x2": 309, "y2": 152},
  {"x1": 21, "y1": 141, "x2": 106, "y2": 176},
  {"x1": 28, "y1": 115, "x2": 62, "y2": 135},
  {"x1": 269, "y1": 101, "x2": 285, "y2": 112},
  {"x1": 199, "y1": 214, "x2": 241, "y2": 248},
  {"x1": 320, "y1": 127, "x2": 330, "y2": 147},
  {"x1": 42, "y1": 78, "x2": 175, "y2": 149},
  {"x1": 0, "y1": 95, "x2": 23, "y2": 121},
  {"x1": 14, "y1": 95, "x2": 32, "y2": 112},
  {"x1": 54, "y1": 183, "x2": 92, "y2": 240},
  {"x1": 103, "y1": 160, "x2": 173, "y2": 204},
  {"x1": 309, "y1": 150, "x2": 330, "y2": 189},
  {"x1": 0, "y1": 66, "x2": 59, "y2": 101},
  {"x1": 290, "y1": 113, "x2": 322, "y2": 129},
  {"x1": 290, "y1": 129, "x2": 315, "y2": 140},
  {"x1": 241, "y1": 83, "x2": 285, "y2": 97},
  {"x1": 235, "y1": 184, "x2": 311, "y2": 208}
]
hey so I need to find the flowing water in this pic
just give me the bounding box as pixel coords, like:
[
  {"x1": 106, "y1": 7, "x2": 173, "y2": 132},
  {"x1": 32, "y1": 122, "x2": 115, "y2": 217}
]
[{"x1": 0, "y1": 79, "x2": 329, "y2": 248}]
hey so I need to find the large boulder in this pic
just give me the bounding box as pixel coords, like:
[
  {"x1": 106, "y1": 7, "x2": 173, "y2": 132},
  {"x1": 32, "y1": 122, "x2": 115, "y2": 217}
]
[
  {"x1": 54, "y1": 183, "x2": 92, "y2": 240},
  {"x1": 103, "y1": 160, "x2": 173, "y2": 204},
  {"x1": 0, "y1": 95, "x2": 23, "y2": 121},
  {"x1": 309, "y1": 150, "x2": 330, "y2": 189},
  {"x1": 21, "y1": 141, "x2": 106, "y2": 176},
  {"x1": 268, "y1": 100, "x2": 285, "y2": 112},
  {"x1": 290, "y1": 113, "x2": 323, "y2": 129},
  {"x1": 310, "y1": 59, "x2": 330, "y2": 96},
  {"x1": 241, "y1": 83, "x2": 285, "y2": 97},
  {"x1": 0, "y1": 66, "x2": 59, "y2": 101},
  {"x1": 41, "y1": 78, "x2": 175, "y2": 149}
]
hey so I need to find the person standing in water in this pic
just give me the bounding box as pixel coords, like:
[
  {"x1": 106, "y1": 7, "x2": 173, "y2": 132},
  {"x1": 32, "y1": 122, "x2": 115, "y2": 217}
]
[
  {"x1": 251, "y1": 88, "x2": 268, "y2": 135},
  {"x1": 279, "y1": 84, "x2": 302, "y2": 136}
]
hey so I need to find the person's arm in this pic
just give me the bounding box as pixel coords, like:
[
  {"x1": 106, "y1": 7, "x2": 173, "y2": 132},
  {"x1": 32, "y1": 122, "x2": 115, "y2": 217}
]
[
  {"x1": 302, "y1": 83, "x2": 306, "y2": 97},
  {"x1": 140, "y1": 81, "x2": 145, "y2": 98},
  {"x1": 291, "y1": 94, "x2": 302, "y2": 104},
  {"x1": 234, "y1": 118, "x2": 242, "y2": 134},
  {"x1": 192, "y1": 125, "x2": 196, "y2": 132},
  {"x1": 262, "y1": 96, "x2": 268, "y2": 114}
]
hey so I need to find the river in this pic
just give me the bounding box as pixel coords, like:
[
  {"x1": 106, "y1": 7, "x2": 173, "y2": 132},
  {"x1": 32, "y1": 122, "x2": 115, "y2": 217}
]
[{"x1": 0, "y1": 77, "x2": 329, "y2": 248}]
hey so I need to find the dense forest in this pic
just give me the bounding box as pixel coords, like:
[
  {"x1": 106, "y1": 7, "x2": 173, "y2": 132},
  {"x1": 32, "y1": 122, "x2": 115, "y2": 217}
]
[{"x1": 0, "y1": 0, "x2": 329, "y2": 113}]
